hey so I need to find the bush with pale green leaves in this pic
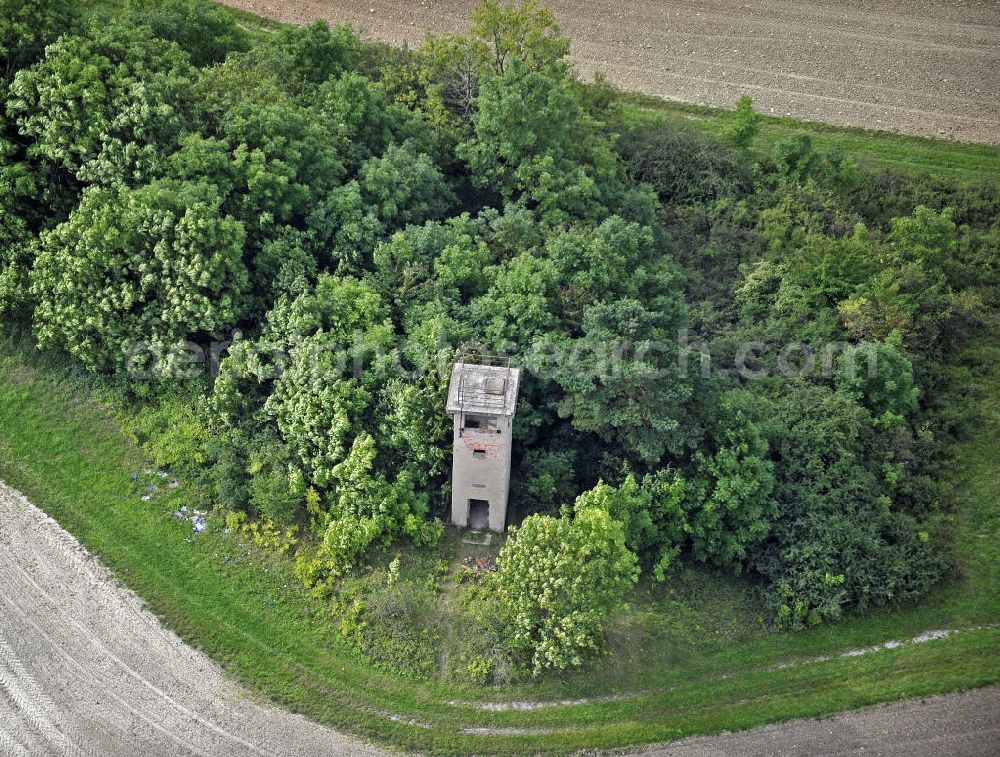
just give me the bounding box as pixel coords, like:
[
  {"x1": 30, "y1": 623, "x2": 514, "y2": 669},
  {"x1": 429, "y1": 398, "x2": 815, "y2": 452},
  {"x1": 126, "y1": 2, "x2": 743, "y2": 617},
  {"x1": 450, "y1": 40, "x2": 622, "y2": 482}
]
[
  {"x1": 495, "y1": 506, "x2": 638, "y2": 673},
  {"x1": 8, "y1": 22, "x2": 194, "y2": 185},
  {"x1": 32, "y1": 180, "x2": 247, "y2": 372}
]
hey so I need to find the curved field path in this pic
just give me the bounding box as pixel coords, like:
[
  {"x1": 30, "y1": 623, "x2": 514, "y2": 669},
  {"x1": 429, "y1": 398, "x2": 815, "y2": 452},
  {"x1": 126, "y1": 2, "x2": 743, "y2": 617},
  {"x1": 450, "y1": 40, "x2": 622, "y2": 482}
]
[
  {"x1": 220, "y1": 0, "x2": 1000, "y2": 144},
  {"x1": 0, "y1": 482, "x2": 387, "y2": 757}
]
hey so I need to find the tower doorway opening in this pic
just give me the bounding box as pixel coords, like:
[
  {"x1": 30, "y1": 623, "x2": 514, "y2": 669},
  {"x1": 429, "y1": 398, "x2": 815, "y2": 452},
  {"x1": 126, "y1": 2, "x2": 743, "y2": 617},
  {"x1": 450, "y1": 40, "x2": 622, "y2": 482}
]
[{"x1": 468, "y1": 499, "x2": 490, "y2": 530}]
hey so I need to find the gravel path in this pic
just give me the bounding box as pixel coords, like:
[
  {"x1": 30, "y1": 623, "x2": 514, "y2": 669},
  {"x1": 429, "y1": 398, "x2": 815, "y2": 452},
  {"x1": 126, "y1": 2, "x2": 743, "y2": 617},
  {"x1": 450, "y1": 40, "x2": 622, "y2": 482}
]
[
  {"x1": 641, "y1": 684, "x2": 1000, "y2": 756},
  {"x1": 220, "y1": 0, "x2": 1000, "y2": 144},
  {"x1": 0, "y1": 482, "x2": 388, "y2": 757},
  {"x1": 2, "y1": 479, "x2": 999, "y2": 755}
]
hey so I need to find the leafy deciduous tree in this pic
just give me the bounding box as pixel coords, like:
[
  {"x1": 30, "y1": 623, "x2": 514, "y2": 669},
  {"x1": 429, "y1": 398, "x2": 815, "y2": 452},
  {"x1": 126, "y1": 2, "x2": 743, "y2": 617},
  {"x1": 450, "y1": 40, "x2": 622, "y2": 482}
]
[
  {"x1": 8, "y1": 23, "x2": 193, "y2": 185},
  {"x1": 0, "y1": 0, "x2": 77, "y2": 80},
  {"x1": 538, "y1": 297, "x2": 696, "y2": 465},
  {"x1": 495, "y1": 506, "x2": 638, "y2": 672},
  {"x1": 32, "y1": 180, "x2": 247, "y2": 372}
]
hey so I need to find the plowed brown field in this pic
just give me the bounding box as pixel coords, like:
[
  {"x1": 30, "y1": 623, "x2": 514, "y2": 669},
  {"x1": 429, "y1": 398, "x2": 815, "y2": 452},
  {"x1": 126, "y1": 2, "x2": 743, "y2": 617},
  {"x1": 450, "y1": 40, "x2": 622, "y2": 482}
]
[{"x1": 220, "y1": 0, "x2": 1000, "y2": 144}]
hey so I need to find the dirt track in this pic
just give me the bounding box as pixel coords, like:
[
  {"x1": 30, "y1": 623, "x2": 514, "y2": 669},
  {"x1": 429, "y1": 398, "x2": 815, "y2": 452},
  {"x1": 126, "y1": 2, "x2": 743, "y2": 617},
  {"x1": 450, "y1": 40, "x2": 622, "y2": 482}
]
[
  {"x1": 0, "y1": 482, "x2": 387, "y2": 757},
  {"x1": 220, "y1": 0, "x2": 1000, "y2": 144},
  {"x1": 642, "y1": 684, "x2": 1000, "y2": 756}
]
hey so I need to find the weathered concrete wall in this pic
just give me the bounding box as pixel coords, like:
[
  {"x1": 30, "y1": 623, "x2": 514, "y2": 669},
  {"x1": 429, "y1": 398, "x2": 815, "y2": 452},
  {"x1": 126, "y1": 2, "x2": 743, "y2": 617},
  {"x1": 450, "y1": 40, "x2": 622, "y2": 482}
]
[{"x1": 450, "y1": 414, "x2": 513, "y2": 532}]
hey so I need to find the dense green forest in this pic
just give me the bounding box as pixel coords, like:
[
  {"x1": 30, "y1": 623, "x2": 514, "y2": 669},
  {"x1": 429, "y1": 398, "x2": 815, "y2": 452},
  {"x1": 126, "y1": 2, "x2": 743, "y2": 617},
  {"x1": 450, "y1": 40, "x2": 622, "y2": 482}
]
[{"x1": 2, "y1": 0, "x2": 998, "y2": 683}]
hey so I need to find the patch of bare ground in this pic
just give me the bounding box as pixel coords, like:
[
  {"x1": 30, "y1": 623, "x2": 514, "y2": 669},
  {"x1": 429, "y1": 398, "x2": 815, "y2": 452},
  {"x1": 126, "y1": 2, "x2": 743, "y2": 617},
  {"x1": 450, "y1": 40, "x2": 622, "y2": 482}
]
[
  {"x1": 0, "y1": 482, "x2": 388, "y2": 757},
  {"x1": 639, "y1": 684, "x2": 1000, "y2": 756},
  {"x1": 219, "y1": 0, "x2": 1000, "y2": 144}
]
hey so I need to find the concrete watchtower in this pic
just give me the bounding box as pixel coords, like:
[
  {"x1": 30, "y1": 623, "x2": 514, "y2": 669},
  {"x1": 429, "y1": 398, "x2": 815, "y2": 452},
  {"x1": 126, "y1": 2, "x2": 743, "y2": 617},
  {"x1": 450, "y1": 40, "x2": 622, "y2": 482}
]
[{"x1": 446, "y1": 356, "x2": 521, "y2": 533}]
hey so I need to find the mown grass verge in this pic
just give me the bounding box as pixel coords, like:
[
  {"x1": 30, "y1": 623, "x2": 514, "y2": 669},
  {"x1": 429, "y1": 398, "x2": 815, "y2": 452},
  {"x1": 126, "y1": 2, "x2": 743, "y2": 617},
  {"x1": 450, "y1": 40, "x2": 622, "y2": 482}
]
[
  {"x1": 618, "y1": 92, "x2": 1000, "y2": 183},
  {"x1": 1, "y1": 325, "x2": 998, "y2": 755}
]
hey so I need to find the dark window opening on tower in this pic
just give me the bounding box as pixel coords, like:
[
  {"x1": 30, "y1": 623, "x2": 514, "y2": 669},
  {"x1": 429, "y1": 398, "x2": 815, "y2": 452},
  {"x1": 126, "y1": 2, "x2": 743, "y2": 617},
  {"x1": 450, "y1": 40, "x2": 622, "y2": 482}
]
[{"x1": 464, "y1": 414, "x2": 495, "y2": 432}]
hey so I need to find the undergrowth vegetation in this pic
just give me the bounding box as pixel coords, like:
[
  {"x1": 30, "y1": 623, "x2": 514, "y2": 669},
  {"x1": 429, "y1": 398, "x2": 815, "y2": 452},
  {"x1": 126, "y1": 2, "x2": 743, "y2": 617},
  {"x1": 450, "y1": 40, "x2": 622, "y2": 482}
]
[{"x1": 1, "y1": 0, "x2": 998, "y2": 688}]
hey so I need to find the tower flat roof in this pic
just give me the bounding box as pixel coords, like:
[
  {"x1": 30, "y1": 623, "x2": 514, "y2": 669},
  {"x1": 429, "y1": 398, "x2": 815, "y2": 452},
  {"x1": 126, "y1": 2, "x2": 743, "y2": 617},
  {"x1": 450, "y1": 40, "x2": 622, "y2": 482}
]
[{"x1": 446, "y1": 362, "x2": 521, "y2": 416}]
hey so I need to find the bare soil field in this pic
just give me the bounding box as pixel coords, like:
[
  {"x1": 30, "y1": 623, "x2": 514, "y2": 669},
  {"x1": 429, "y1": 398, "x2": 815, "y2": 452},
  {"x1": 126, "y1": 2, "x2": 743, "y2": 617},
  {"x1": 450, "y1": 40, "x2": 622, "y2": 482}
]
[
  {"x1": 0, "y1": 482, "x2": 387, "y2": 757},
  {"x1": 220, "y1": 0, "x2": 1000, "y2": 144}
]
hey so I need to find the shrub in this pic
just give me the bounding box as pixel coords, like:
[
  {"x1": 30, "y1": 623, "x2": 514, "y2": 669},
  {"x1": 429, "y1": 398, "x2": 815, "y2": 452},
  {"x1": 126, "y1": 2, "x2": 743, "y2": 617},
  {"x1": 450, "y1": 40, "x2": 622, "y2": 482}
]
[
  {"x1": 770, "y1": 133, "x2": 820, "y2": 181},
  {"x1": 835, "y1": 331, "x2": 919, "y2": 421},
  {"x1": 274, "y1": 20, "x2": 358, "y2": 86},
  {"x1": 571, "y1": 474, "x2": 684, "y2": 572},
  {"x1": 336, "y1": 565, "x2": 443, "y2": 679},
  {"x1": 749, "y1": 383, "x2": 948, "y2": 625},
  {"x1": 495, "y1": 507, "x2": 638, "y2": 673},
  {"x1": 761, "y1": 510, "x2": 947, "y2": 628},
  {"x1": 688, "y1": 394, "x2": 776, "y2": 572},
  {"x1": 122, "y1": 389, "x2": 210, "y2": 475},
  {"x1": 130, "y1": 0, "x2": 249, "y2": 67},
  {"x1": 619, "y1": 122, "x2": 753, "y2": 204},
  {"x1": 452, "y1": 592, "x2": 517, "y2": 684},
  {"x1": 728, "y1": 94, "x2": 760, "y2": 149},
  {"x1": 312, "y1": 434, "x2": 439, "y2": 574},
  {"x1": 224, "y1": 511, "x2": 298, "y2": 555}
]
